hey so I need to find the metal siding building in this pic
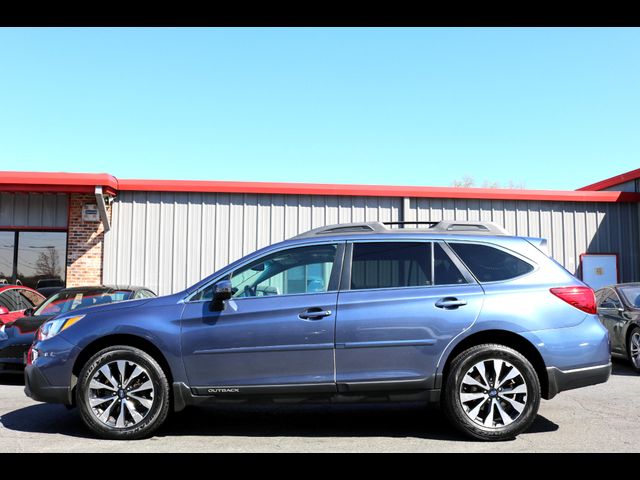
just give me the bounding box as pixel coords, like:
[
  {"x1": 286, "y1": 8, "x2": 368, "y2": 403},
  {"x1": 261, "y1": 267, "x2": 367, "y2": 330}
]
[
  {"x1": 103, "y1": 191, "x2": 640, "y2": 296},
  {"x1": 2, "y1": 170, "x2": 640, "y2": 295}
]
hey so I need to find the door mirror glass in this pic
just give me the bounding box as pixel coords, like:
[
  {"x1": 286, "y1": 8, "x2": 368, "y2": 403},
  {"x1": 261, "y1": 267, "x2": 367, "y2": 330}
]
[
  {"x1": 211, "y1": 280, "x2": 233, "y2": 311},
  {"x1": 23, "y1": 307, "x2": 34, "y2": 317}
]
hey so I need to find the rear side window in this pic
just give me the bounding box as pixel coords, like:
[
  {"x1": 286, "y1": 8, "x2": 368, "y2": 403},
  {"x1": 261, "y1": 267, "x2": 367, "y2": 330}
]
[
  {"x1": 350, "y1": 242, "x2": 432, "y2": 290},
  {"x1": 449, "y1": 243, "x2": 534, "y2": 282}
]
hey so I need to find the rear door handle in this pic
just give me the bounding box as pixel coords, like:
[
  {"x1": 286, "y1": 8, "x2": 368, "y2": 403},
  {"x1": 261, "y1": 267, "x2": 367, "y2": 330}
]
[
  {"x1": 299, "y1": 307, "x2": 333, "y2": 320},
  {"x1": 435, "y1": 297, "x2": 467, "y2": 309}
]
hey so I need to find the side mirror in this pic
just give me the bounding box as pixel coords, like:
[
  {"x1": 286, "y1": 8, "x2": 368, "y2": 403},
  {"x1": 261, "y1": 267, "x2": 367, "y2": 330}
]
[
  {"x1": 210, "y1": 280, "x2": 233, "y2": 312},
  {"x1": 0, "y1": 306, "x2": 9, "y2": 315},
  {"x1": 23, "y1": 307, "x2": 34, "y2": 317}
]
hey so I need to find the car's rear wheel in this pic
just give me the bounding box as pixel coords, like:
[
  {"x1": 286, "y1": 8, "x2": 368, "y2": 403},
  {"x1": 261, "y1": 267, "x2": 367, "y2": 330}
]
[
  {"x1": 443, "y1": 343, "x2": 541, "y2": 441},
  {"x1": 76, "y1": 345, "x2": 170, "y2": 439},
  {"x1": 628, "y1": 327, "x2": 640, "y2": 373}
]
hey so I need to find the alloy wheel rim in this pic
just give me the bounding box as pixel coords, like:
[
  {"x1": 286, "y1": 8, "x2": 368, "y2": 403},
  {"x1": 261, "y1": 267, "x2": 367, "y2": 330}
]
[
  {"x1": 87, "y1": 360, "x2": 155, "y2": 429},
  {"x1": 459, "y1": 358, "x2": 528, "y2": 429},
  {"x1": 631, "y1": 332, "x2": 640, "y2": 368}
]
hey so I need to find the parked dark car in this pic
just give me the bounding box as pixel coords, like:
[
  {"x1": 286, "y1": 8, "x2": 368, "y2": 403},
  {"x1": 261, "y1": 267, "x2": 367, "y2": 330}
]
[
  {"x1": 596, "y1": 283, "x2": 640, "y2": 372},
  {"x1": 35, "y1": 278, "x2": 66, "y2": 298},
  {"x1": 0, "y1": 285, "x2": 46, "y2": 325},
  {"x1": 0, "y1": 285, "x2": 155, "y2": 374}
]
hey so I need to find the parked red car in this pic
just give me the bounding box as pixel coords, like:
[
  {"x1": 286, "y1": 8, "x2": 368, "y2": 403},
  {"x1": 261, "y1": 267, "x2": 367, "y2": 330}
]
[{"x1": 0, "y1": 285, "x2": 46, "y2": 324}]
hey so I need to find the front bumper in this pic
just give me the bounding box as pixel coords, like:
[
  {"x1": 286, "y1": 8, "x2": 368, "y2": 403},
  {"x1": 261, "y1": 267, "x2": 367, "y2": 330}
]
[
  {"x1": 24, "y1": 363, "x2": 73, "y2": 404},
  {"x1": 546, "y1": 362, "x2": 611, "y2": 399}
]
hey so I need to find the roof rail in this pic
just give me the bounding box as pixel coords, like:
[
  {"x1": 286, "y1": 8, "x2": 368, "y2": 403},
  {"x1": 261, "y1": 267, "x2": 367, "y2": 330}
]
[{"x1": 293, "y1": 220, "x2": 510, "y2": 238}]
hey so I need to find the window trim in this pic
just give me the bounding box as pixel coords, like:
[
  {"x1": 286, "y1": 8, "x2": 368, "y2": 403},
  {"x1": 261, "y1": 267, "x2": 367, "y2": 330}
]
[
  {"x1": 341, "y1": 239, "x2": 477, "y2": 293},
  {"x1": 184, "y1": 241, "x2": 346, "y2": 303},
  {"x1": 445, "y1": 240, "x2": 538, "y2": 284}
]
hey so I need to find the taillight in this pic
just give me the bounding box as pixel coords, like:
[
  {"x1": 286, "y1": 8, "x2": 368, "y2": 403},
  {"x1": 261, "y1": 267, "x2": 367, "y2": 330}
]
[{"x1": 550, "y1": 286, "x2": 597, "y2": 314}]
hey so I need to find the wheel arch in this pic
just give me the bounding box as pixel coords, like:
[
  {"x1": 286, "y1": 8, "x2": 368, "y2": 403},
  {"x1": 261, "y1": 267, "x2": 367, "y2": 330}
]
[
  {"x1": 439, "y1": 329, "x2": 550, "y2": 399},
  {"x1": 71, "y1": 334, "x2": 174, "y2": 398}
]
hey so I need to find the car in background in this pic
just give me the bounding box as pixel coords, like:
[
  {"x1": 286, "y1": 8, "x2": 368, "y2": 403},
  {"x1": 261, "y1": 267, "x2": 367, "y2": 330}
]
[
  {"x1": 0, "y1": 285, "x2": 46, "y2": 325},
  {"x1": 596, "y1": 283, "x2": 640, "y2": 373},
  {"x1": 0, "y1": 285, "x2": 156, "y2": 374},
  {"x1": 35, "y1": 278, "x2": 66, "y2": 298}
]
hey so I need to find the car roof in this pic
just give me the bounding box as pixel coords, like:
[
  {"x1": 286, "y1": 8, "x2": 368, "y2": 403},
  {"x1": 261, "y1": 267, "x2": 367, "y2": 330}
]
[
  {"x1": 53, "y1": 285, "x2": 151, "y2": 294},
  {"x1": 0, "y1": 285, "x2": 41, "y2": 294}
]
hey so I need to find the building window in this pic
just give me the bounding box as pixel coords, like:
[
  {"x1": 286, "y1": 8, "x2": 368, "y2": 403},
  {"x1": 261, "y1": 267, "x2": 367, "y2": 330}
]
[{"x1": 0, "y1": 231, "x2": 67, "y2": 289}]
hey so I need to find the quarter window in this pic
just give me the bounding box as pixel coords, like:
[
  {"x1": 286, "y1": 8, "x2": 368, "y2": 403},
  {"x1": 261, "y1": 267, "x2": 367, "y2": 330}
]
[
  {"x1": 449, "y1": 243, "x2": 534, "y2": 282},
  {"x1": 350, "y1": 242, "x2": 432, "y2": 290}
]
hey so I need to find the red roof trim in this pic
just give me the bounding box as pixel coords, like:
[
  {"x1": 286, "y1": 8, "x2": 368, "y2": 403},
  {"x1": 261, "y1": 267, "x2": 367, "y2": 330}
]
[
  {"x1": 117, "y1": 179, "x2": 640, "y2": 203},
  {"x1": 578, "y1": 167, "x2": 640, "y2": 191},
  {"x1": 0, "y1": 171, "x2": 118, "y2": 195},
  {"x1": 1, "y1": 171, "x2": 639, "y2": 203}
]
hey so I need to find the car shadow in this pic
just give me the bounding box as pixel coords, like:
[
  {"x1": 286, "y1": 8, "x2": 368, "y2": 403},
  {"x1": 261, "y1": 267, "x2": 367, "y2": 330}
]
[
  {"x1": 611, "y1": 359, "x2": 638, "y2": 377},
  {"x1": 0, "y1": 401, "x2": 558, "y2": 442}
]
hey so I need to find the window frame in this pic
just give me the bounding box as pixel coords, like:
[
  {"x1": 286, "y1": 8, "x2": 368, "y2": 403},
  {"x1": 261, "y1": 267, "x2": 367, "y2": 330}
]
[
  {"x1": 185, "y1": 241, "x2": 346, "y2": 303},
  {"x1": 445, "y1": 240, "x2": 538, "y2": 284},
  {"x1": 341, "y1": 239, "x2": 476, "y2": 293}
]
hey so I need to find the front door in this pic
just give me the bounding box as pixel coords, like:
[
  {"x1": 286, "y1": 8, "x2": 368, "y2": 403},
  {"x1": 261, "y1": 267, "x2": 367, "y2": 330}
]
[
  {"x1": 181, "y1": 242, "x2": 343, "y2": 392},
  {"x1": 335, "y1": 241, "x2": 484, "y2": 390}
]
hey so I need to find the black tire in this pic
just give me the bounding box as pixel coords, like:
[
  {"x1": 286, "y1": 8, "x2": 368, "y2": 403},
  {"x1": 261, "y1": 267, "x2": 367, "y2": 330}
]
[
  {"x1": 627, "y1": 326, "x2": 640, "y2": 373},
  {"x1": 442, "y1": 343, "x2": 541, "y2": 441},
  {"x1": 76, "y1": 345, "x2": 170, "y2": 440}
]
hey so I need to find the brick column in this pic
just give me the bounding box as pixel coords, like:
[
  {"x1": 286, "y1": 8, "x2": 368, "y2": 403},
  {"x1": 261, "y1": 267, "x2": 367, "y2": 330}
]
[{"x1": 66, "y1": 193, "x2": 111, "y2": 287}]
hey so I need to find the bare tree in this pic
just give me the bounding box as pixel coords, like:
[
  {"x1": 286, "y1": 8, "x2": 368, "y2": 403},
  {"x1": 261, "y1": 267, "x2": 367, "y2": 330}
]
[
  {"x1": 451, "y1": 175, "x2": 525, "y2": 189},
  {"x1": 35, "y1": 247, "x2": 61, "y2": 278}
]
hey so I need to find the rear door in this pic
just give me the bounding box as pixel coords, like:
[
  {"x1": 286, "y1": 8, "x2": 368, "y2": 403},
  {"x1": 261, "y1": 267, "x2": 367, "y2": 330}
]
[
  {"x1": 596, "y1": 288, "x2": 625, "y2": 353},
  {"x1": 335, "y1": 240, "x2": 484, "y2": 391}
]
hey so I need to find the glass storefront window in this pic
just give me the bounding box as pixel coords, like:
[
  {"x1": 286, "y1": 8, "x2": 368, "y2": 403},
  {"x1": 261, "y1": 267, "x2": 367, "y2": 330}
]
[
  {"x1": 0, "y1": 232, "x2": 16, "y2": 284},
  {"x1": 16, "y1": 232, "x2": 67, "y2": 289}
]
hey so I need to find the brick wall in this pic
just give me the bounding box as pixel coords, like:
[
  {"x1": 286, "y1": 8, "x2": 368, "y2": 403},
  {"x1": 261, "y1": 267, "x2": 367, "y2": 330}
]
[{"x1": 66, "y1": 193, "x2": 111, "y2": 287}]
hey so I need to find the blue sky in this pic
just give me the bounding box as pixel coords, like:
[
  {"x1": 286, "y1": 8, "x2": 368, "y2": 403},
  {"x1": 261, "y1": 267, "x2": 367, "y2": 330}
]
[{"x1": 0, "y1": 27, "x2": 638, "y2": 190}]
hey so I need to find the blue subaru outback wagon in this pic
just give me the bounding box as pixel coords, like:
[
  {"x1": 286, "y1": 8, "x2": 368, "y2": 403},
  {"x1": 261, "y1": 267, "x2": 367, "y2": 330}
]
[{"x1": 24, "y1": 221, "x2": 611, "y2": 441}]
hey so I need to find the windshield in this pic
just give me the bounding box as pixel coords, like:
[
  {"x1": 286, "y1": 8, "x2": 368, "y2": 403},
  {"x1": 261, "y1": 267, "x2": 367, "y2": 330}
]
[
  {"x1": 34, "y1": 290, "x2": 130, "y2": 316},
  {"x1": 619, "y1": 286, "x2": 640, "y2": 308}
]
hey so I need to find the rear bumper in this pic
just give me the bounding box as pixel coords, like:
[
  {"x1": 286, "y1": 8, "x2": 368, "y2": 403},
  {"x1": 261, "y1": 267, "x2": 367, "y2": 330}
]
[
  {"x1": 546, "y1": 362, "x2": 611, "y2": 399},
  {"x1": 24, "y1": 364, "x2": 73, "y2": 405}
]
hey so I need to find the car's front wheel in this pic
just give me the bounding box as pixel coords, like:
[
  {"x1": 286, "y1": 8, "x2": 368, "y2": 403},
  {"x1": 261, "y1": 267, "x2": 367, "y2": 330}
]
[
  {"x1": 443, "y1": 343, "x2": 541, "y2": 441},
  {"x1": 76, "y1": 345, "x2": 170, "y2": 439},
  {"x1": 627, "y1": 326, "x2": 640, "y2": 373}
]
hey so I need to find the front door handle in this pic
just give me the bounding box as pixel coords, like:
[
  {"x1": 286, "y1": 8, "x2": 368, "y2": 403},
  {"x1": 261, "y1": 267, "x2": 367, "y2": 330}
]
[
  {"x1": 299, "y1": 307, "x2": 333, "y2": 320},
  {"x1": 435, "y1": 297, "x2": 467, "y2": 309}
]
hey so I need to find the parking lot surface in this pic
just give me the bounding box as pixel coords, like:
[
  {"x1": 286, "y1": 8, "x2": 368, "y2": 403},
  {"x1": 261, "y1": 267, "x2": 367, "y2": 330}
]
[{"x1": 0, "y1": 360, "x2": 637, "y2": 453}]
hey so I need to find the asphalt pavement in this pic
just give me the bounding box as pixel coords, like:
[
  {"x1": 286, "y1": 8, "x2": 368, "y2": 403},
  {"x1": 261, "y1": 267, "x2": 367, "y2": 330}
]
[{"x1": 0, "y1": 360, "x2": 637, "y2": 452}]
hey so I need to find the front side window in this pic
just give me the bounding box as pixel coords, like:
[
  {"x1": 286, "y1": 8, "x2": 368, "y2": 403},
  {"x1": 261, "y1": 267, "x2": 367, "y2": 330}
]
[
  {"x1": 230, "y1": 244, "x2": 338, "y2": 298},
  {"x1": 449, "y1": 243, "x2": 534, "y2": 282},
  {"x1": 350, "y1": 242, "x2": 432, "y2": 290},
  {"x1": 598, "y1": 289, "x2": 623, "y2": 309}
]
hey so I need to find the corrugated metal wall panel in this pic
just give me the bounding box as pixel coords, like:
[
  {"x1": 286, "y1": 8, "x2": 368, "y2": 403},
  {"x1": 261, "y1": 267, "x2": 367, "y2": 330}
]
[
  {"x1": 0, "y1": 193, "x2": 68, "y2": 228},
  {"x1": 408, "y1": 198, "x2": 640, "y2": 283},
  {"x1": 104, "y1": 193, "x2": 640, "y2": 295},
  {"x1": 104, "y1": 192, "x2": 402, "y2": 295}
]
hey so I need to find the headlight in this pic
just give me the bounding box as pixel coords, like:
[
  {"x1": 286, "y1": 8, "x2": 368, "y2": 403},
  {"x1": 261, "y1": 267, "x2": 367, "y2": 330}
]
[
  {"x1": 37, "y1": 315, "x2": 85, "y2": 341},
  {"x1": 0, "y1": 325, "x2": 6, "y2": 341}
]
